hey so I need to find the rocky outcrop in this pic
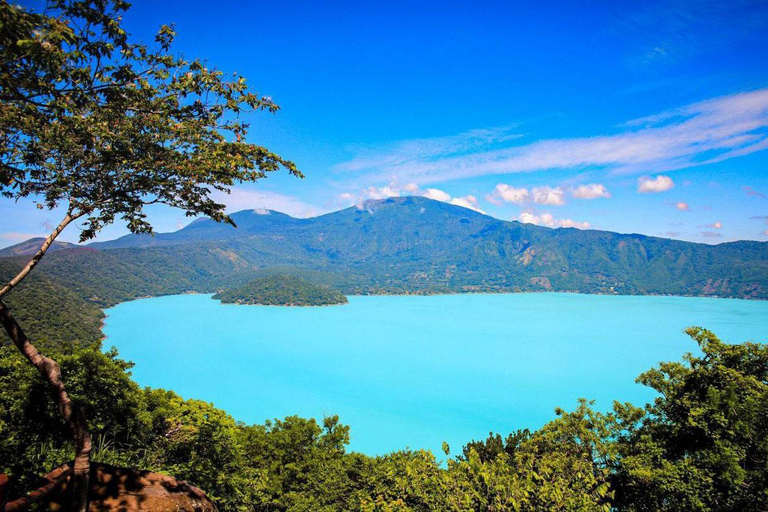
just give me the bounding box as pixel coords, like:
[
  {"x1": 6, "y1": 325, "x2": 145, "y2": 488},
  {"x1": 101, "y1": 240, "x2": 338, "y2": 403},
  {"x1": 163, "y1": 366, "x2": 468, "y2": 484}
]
[{"x1": 2, "y1": 463, "x2": 215, "y2": 511}]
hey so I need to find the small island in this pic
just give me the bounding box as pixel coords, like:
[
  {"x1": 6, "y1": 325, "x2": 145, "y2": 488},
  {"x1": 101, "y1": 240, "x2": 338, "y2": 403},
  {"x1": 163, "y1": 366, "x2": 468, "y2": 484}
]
[{"x1": 213, "y1": 275, "x2": 348, "y2": 306}]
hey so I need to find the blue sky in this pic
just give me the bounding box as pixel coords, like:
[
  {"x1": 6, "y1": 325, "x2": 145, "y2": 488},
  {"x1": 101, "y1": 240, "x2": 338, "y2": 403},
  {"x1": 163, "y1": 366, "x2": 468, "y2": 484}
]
[{"x1": 2, "y1": 0, "x2": 768, "y2": 247}]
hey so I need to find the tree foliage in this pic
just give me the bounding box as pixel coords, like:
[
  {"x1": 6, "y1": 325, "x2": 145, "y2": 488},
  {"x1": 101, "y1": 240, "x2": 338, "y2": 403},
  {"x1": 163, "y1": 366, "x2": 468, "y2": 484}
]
[
  {"x1": 0, "y1": 1, "x2": 299, "y2": 507},
  {"x1": 0, "y1": 0, "x2": 299, "y2": 239},
  {"x1": 613, "y1": 327, "x2": 768, "y2": 511}
]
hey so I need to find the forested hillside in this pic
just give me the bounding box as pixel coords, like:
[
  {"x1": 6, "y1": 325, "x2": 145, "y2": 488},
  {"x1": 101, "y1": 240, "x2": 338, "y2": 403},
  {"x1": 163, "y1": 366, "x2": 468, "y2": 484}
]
[
  {"x1": 90, "y1": 196, "x2": 768, "y2": 298},
  {"x1": 0, "y1": 259, "x2": 103, "y2": 349},
  {"x1": 6, "y1": 196, "x2": 768, "y2": 299}
]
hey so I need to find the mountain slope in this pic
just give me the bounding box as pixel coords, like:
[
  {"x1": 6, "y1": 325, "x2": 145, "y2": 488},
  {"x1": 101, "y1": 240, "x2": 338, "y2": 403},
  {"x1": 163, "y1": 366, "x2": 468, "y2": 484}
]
[{"x1": 0, "y1": 257, "x2": 104, "y2": 347}]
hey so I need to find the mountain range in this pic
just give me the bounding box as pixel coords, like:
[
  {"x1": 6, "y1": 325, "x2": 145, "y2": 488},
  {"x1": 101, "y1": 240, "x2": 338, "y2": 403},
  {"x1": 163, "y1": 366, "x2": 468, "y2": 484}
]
[{"x1": 2, "y1": 195, "x2": 768, "y2": 304}]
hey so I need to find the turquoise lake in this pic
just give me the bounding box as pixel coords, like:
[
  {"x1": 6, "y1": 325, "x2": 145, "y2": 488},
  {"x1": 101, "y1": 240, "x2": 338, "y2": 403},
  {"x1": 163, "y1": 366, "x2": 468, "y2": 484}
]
[{"x1": 102, "y1": 293, "x2": 768, "y2": 458}]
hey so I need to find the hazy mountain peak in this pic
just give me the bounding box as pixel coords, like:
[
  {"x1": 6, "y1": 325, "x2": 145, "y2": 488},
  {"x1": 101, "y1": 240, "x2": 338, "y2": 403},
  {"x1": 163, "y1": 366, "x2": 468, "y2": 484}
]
[{"x1": 0, "y1": 237, "x2": 80, "y2": 257}]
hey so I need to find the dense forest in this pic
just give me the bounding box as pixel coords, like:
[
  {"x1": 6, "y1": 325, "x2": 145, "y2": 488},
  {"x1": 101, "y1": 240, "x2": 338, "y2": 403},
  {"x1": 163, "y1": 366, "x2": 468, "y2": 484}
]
[
  {"x1": 213, "y1": 275, "x2": 348, "y2": 306},
  {"x1": 0, "y1": 258, "x2": 104, "y2": 349},
  {"x1": 2, "y1": 324, "x2": 766, "y2": 511}
]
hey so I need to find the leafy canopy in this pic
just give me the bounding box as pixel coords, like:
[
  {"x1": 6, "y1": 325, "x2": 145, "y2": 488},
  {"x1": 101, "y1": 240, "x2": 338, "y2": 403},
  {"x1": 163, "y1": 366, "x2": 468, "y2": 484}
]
[{"x1": 0, "y1": 0, "x2": 300, "y2": 239}]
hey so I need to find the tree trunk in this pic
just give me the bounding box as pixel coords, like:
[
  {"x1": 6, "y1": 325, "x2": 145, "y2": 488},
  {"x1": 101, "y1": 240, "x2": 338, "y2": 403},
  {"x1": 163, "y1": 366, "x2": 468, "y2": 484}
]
[{"x1": 0, "y1": 301, "x2": 92, "y2": 511}]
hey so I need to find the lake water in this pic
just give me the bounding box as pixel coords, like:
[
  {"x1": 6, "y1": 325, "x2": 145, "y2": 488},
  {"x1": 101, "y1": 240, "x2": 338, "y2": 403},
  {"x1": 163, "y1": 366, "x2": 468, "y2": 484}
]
[{"x1": 102, "y1": 293, "x2": 768, "y2": 458}]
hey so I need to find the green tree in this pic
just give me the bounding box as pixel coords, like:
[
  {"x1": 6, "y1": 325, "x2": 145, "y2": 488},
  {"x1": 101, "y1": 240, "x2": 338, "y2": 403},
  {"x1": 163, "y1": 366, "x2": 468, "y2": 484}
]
[
  {"x1": 0, "y1": 344, "x2": 146, "y2": 498},
  {"x1": 0, "y1": 0, "x2": 298, "y2": 507},
  {"x1": 613, "y1": 327, "x2": 768, "y2": 511}
]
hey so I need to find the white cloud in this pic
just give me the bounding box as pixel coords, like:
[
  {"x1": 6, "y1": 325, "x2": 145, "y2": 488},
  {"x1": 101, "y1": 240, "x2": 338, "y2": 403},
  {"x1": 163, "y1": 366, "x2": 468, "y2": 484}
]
[
  {"x1": 638, "y1": 175, "x2": 675, "y2": 193},
  {"x1": 518, "y1": 211, "x2": 550, "y2": 225},
  {"x1": 676, "y1": 202, "x2": 690, "y2": 211},
  {"x1": 531, "y1": 186, "x2": 565, "y2": 205},
  {"x1": 517, "y1": 210, "x2": 590, "y2": 229},
  {"x1": 487, "y1": 183, "x2": 571, "y2": 205},
  {"x1": 487, "y1": 184, "x2": 530, "y2": 205},
  {"x1": 335, "y1": 89, "x2": 768, "y2": 184},
  {"x1": 558, "y1": 218, "x2": 592, "y2": 229},
  {"x1": 572, "y1": 183, "x2": 611, "y2": 199},
  {"x1": 423, "y1": 188, "x2": 451, "y2": 202},
  {"x1": 361, "y1": 185, "x2": 401, "y2": 200},
  {"x1": 449, "y1": 195, "x2": 486, "y2": 214},
  {"x1": 712, "y1": 221, "x2": 723, "y2": 229}
]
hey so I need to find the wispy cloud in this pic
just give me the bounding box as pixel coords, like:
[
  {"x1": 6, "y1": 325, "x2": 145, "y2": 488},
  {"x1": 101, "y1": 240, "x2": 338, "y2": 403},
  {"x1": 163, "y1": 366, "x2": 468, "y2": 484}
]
[
  {"x1": 752, "y1": 216, "x2": 768, "y2": 236},
  {"x1": 337, "y1": 126, "x2": 520, "y2": 175},
  {"x1": 615, "y1": 0, "x2": 768, "y2": 73},
  {"x1": 335, "y1": 89, "x2": 768, "y2": 185},
  {"x1": 744, "y1": 186, "x2": 766, "y2": 199},
  {"x1": 0, "y1": 232, "x2": 46, "y2": 241}
]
